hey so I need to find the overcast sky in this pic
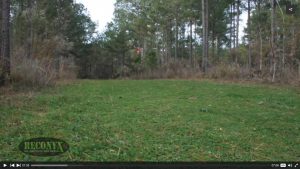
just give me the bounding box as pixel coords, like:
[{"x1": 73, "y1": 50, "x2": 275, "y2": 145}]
[
  {"x1": 76, "y1": 0, "x2": 116, "y2": 33},
  {"x1": 76, "y1": 0, "x2": 247, "y2": 37}
]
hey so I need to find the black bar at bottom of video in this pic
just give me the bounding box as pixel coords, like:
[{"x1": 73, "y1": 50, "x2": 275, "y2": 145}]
[{"x1": 1, "y1": 162, "x2": 299, "y2": 169}]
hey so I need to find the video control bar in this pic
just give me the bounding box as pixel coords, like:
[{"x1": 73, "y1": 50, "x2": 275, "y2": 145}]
[{"x1": 1, "y1": 162, "x2": 299, "y2": 169}]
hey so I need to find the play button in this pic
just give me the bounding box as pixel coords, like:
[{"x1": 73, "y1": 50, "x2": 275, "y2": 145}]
[{"x1": 3, "y1": 164, "x2": 7, "y2": 167}]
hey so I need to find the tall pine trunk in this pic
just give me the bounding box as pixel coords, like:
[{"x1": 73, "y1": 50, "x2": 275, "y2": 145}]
[
  {"x1": 189, "y1": 19, "x2": 193, "y2": 66},
  {"x1": 233, "y1": 2, "x2": 236, "y2": 49},
  {"x1": 258, "y1": 0, "x2": 263, "y2": 71},
  {"x1": 175, "y1": 11, "x2": 178, "y2": 61},
  {"x1": 193, "y1": 18, "x2": 197, "y2": 67},
  {"x1": 26, "y1": 0, "x2": 33, "y2": 59},
  {"x1": 247, "y1": 0, "x2": 251, "y2": 70},
  {"x1": 202, "y1": 0, "x2": 208, "y2": 72},
  {"x1": 235, "y1": 0, "x2": 240, "y2": 64},
  {"x1": 230, "y1": 4, "x2": 233, "y2": 49},
  {"x1": 0, "y1": 0, "x2": 10, "y2": 86},
  {"x1": 271, "y1": 0, "x2": 276, "y2": 82}
]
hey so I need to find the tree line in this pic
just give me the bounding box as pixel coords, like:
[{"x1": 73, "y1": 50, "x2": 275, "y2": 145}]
[
  {"x1": 0, "y1": 0, "x2": 299, "y2": 86},
  {"x1": 0, "y1": 0, "x2": 96, "y2": 86},
  {"x1": 93, "y1": 0, "x2": 300, "y2": 81}
]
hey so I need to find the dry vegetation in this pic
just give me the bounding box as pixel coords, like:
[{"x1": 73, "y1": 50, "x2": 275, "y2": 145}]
[
  {"x1": 10, "y1": 48, "x2": 77, "y2": 88},
  {"x1": 130, "y1": 59, "x2": 300, "y2": 86}
]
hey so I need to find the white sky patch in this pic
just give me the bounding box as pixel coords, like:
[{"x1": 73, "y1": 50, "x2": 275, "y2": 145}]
[
  {"x1": 240, "y1": 12, "x2": 248, "y2": 40},
  {"x1": 76, "y1": 0, "x2": 116, "y2": 33}
]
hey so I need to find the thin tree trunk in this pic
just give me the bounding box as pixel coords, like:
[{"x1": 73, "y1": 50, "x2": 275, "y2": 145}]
[
  {"x1": 282, "y1": 30, "x2": 285, "y2": 72},
  {"x1": 174, "y1": 7, "x2": 179, "y2": 61},
  {"x1": 298, "y1": 60, "x2": 300, "y2": 78},
  {"x1": 26, "y1": 0, "x2": 33, "y2": 59},
  {"x1": 0, "y1": 0, "x2": 10, "y2": 85},
  {"x1": 216, "y1": 37, "x2": 219, "y2": 60},
  {"x1": 194, "y1": 19, "x2": 197, "y2": 68},
  {"x1": 248, "y1": 0, "x2": 251, "y2": 70},
  {"x1": 205, "y1": 0, "x2": 209, "y2": 68},
  {"x1": 212, "y1": 27, "x2": 215, "y2": 61},
  {"x1": 271, "y1": 0, "x2": 276, "y2": 82},
  {"x1": 259, "y1": 26, "x2": 263, "y2": 71},
  {"x1": 143, "y1": 38, "x2": 147, "y2": 64},
  {"x1": 156, "y1": 26, "x2": 160, "y2": 66},
  {"x1": 0, "y1": 0, "x2": 2, "y2": 59},
  {"x1": 233, "y1": 2, "x2": 236, "y2": 49},
  {"x1": 165, "y1": 29, "x2": 168, "y2": 63},
  {"x1": 236, "y1": 0, "x2": 240, "y2": 48},
  {"x1": 165, "y1": 20, "x2": 172, "y2": 62},
  {"x1": 257, "y1": 1, "x2": 263, "y2": 71},
  {"x1": 175, "y1": 18, "x2": 178, "y2": 61},
  {"x1": 230, "y1": 4, "x2": 233, "y2": 49},
  {"x1": 235, "y1": 0, "x2": 240, "y2": 64},
  {"x1": 282, "y1": 15, "x2": 287, "y2": 72},
  {"x1": 189, "y1": 19, "x2": 193, "y2": 66},
  {"x1": 202, "y1": 0, "x2": 208, "y2": 72}
]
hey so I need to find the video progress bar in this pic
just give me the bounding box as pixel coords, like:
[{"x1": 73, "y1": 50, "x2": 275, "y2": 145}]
[{"x1": 31, "y1": 164, "x2": 69, "y2": 167}]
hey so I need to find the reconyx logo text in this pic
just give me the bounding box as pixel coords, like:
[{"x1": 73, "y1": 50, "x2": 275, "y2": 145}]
[{"x1": 19, "y1": 138, "x2": 69, "y2": 156}]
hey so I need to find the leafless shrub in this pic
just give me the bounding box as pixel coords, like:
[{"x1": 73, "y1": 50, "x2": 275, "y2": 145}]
[
  {"x1": 131, "y1": 59, "x2": 300, "y2": 85},
  {"x1": 10, "y1": 48, "x2": 77, "y2": 87},
  {"x1": 277, "y1": 65, "x2": 300, "y2": 84},
  {"x1": 131, "y1": 59, "x2": 203, "y2": 79},
  {"x1": 11, "y1": 55, "x2": 57, "y2": 87},
  {"x1": 207, "y1": 63, "x2": 243, "y2": 79},
  {"x1": 56, "y1": 56, "x2": 78, "y2": 80}
]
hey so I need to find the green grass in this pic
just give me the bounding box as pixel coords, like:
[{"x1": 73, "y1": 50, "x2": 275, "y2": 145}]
[{"x1": 0, "y1": 80, "x2": 299, "y2": 161}]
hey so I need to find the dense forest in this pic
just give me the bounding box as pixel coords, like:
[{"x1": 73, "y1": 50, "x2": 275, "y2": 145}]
[{"x1": 0, "y1": 0, "x2": 300, "y2": 86}]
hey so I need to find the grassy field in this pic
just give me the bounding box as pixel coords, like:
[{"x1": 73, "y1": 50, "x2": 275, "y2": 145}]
[{"x1": 0, "y1": 80, "x2": 299, "y2": 161}]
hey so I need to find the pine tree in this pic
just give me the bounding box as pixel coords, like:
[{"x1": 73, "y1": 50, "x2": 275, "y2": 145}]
[{"x1": 0, "y1": 0, "x2": 10, "y2": 86}]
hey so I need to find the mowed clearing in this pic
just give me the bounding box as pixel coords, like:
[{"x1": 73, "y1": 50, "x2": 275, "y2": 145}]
[{"x1": 0, "y1": 80, "x2": 299, "y2": 161}]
